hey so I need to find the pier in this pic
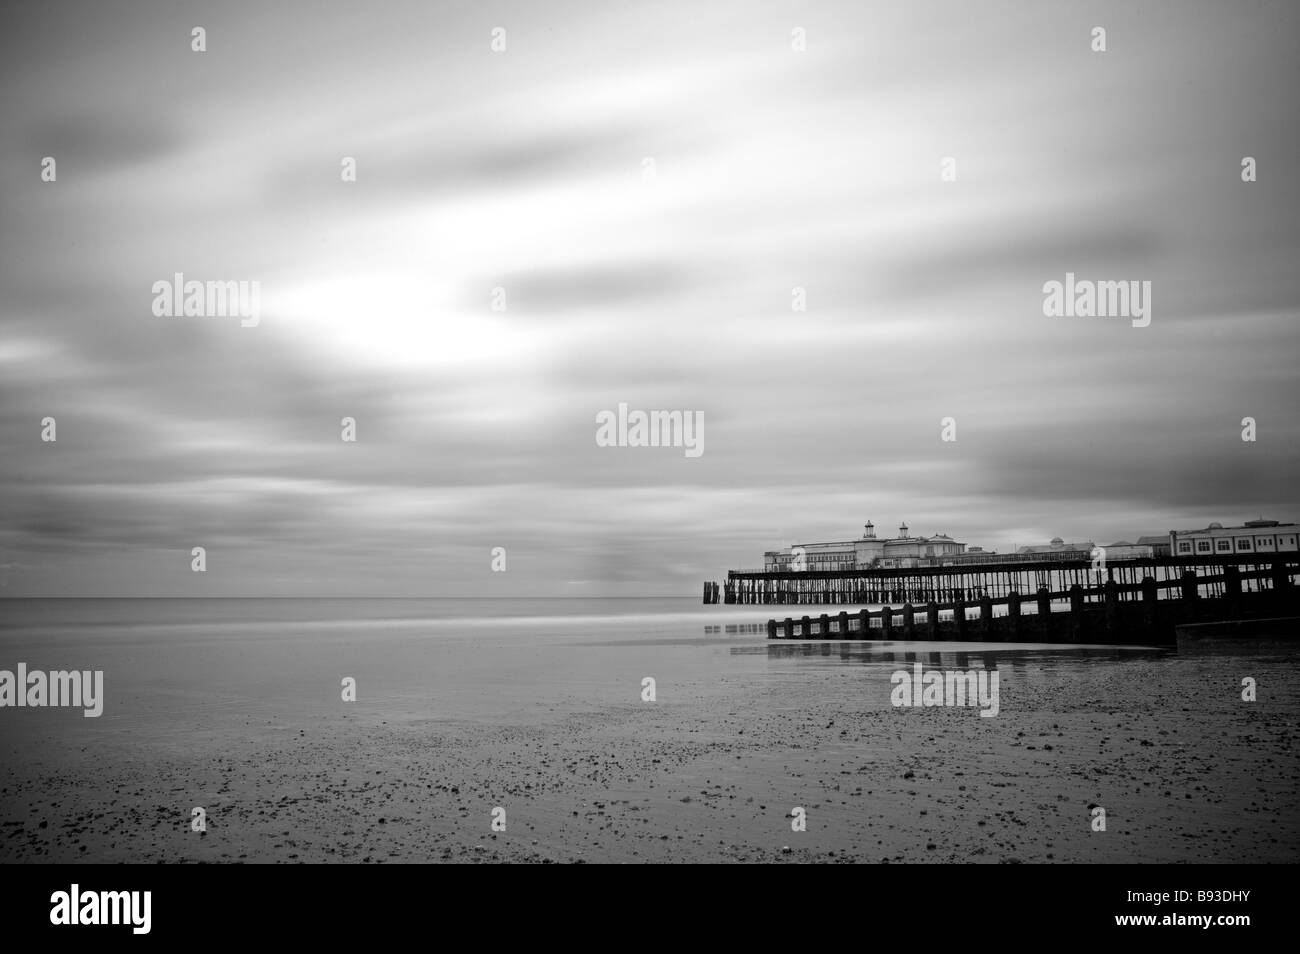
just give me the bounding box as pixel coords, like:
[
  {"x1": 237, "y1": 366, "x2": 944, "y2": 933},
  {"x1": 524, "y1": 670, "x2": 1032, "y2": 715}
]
[{"x1": 705, "y1": 555, "x2": 1300, "y2": 645}]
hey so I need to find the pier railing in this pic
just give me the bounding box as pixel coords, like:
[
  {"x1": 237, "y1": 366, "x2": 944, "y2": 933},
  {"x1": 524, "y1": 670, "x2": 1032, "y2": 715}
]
[{"x1": 705, "y1": 554, "x2": 1299, "y2": 607}]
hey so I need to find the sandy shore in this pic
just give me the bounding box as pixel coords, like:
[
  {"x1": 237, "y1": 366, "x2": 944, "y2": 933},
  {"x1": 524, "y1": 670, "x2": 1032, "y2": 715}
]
[{"x1": 2, "y1": 647, "x2": 1296, "y2": 863}]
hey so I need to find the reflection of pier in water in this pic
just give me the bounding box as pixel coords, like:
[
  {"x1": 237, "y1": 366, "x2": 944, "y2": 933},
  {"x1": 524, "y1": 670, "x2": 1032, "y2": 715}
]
[{"x1": 729, "y1": 643, "x2": 1170, "y2": 668}]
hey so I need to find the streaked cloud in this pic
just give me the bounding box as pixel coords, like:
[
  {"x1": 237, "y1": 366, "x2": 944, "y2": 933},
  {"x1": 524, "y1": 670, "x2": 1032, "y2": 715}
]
[{"x1": 1, "y1": 0, "x2": 1297, "y2": 595}]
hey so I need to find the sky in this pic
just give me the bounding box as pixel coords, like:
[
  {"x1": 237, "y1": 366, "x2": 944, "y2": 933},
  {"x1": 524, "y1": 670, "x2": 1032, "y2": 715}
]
[{"x1": 1, "y1": 0, "x2": 1298, "y2": 597}]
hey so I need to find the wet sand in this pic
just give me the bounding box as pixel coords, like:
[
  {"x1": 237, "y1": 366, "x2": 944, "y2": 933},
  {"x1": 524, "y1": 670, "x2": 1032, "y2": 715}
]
[{"x1": 3, "y1": 627, "x2": 1296, "y2": 863}]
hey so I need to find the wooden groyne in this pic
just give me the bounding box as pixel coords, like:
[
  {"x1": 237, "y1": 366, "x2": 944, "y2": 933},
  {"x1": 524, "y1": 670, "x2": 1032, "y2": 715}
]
[{"x1": 755, "y1": 558, "x2": 1299, "y2": 646}]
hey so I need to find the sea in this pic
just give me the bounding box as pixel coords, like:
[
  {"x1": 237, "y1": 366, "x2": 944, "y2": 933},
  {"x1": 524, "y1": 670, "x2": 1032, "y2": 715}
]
[{"x1": 0, "y1": 597, "x2": 1171, "y2": 744}]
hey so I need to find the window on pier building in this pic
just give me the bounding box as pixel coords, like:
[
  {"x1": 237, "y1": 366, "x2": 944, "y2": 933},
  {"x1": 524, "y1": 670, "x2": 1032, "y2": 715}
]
[
  {"x1": 1178, "y1": 541, "x2": 1192, "y2": 554},
  {"x1": 1196, "y1": 541, "x2": 1212, "y2": 553},
  {"x1": 1237, "y1": 539, "x2": 1252, "y2": 550},
  {"x1": 1216, "y1": 539, "x2": 1231, "y2": 552}
]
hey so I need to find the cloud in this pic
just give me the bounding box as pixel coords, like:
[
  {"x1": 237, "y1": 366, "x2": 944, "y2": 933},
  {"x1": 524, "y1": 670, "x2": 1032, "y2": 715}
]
[{"x1": 1, "y1": 0, "x2": 1297, "y2": 596}]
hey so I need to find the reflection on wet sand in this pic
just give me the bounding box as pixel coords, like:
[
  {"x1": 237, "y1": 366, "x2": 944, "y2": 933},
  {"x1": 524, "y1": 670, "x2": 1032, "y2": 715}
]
[
  {"x1": 727, "y1": 641, "x2": 1171, "y2": 671},
  {"x1": 704, "y1": 623, "x2": 768, "y2": 635}
]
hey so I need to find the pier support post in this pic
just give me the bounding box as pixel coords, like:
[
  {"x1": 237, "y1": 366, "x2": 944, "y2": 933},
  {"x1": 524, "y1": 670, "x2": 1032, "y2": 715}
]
[
  {"x1": 1180, "y1": 571, "x2": 1199, "y2": 602},
  {"x1": 1104, "y1": 580, "x2": 1120, "y2": 641},
  {"x1": 1223, "y1": 566, "x2": 1242, "y2": 615},
  {"x1": 979, "y1": 594, "x2": 993, "y2": 638},
  {"x1": 880, "y1": 606, "x2": 893, "y2": 637},
  {"x1": 1069, "y1": 583, "x2": 1086, "y2": 642},
  {"x1": 858, "y1": 608, "x2": 869, "y2": 638},
  {"x1": 1141, "y1": 576, "x2": 1158, "y2": 629},
  {"x1": 1008, "y1": 590, "x2": 1021, "y2": 640},
  {"x1": 784, "y1": 617, "x2": 794, "y2": 639},
  {"x1": 838, "y1": 610, "x2": 850, "y2": 639},
  {"x1": 953, "y1": 598, "x2": 968, "y2": 641},
  {"x1": 1036, "y1": 586, "x2": 1052, "y2": 639},
  {"x1": 926, "y1": 601, "x2": 939, "y2": 639},
  {"x1": 903, "y1": 603, "x2": 915, "y2": 639},
  {"x1": 819, "y1": 613, "x2": 830, "y2": 639},
  {"x1": 767, "y1": 619, "x2": 777, "y2": 640},
  {"x1": 800, "y1": 615, "x2": 811, "y2": 640}
]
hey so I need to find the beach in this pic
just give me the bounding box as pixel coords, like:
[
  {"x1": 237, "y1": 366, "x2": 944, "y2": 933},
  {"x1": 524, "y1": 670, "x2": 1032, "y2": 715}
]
[{"x1": 1, "y1": 599, "x2": 1297, "y2": 863}]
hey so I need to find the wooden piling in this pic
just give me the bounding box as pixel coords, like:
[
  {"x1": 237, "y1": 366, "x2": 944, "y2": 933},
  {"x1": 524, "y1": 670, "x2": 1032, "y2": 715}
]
[
  {"x1": 1069, "y1": 583, "x2": 1085, "y2": 641},
  {"x1": 1224, "y1": 567, "x2": 1241, "y2": 615},
  {"x1": 1103, "y1": 580, "x2": 1120, "y2": 640}
]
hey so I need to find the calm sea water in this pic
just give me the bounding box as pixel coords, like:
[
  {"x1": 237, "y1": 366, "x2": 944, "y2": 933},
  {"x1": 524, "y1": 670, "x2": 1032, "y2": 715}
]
[{"x1": 0, "y1": 598, "x2": 1168, "y2": 747}]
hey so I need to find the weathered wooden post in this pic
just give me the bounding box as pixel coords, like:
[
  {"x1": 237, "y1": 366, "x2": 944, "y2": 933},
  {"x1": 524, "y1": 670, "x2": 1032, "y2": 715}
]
[
  {"x1": 800, "y1": 615, "x2": 811, "y2": 640},
  {"x1": 1069, "y1": 583, "x2": 1086, "y2": 642},
  {"x1": 979, "y1": 594, "x2": 993, "y2": 638},
  {"x1": 1037, "y1": 586, "x2": 1052, "y2": 639},
  {"x1": 953, "y1": 597, "x2": 968, "y2": 641},
  {"x1": 1179, "y1": 571, "x2": 1200, "y2": 625},
  {"x1": 903, "y1": 603, "x2": 916, "y2": 639},
  {"x1": 819, "y1": 613, "x2": 830, "y2": 639},
  {"x1": 858, "y1": 608, "x2": 869, "y2": 638},
  {"x1": 926, "y1": 601, "x2": 939, "y2": 639},
  {"x1": 784, "y1": 617, "x2": 795, "y2": 639},
  {"x1": 767, "y1": 619, "x2": 777, "y2": 640},
  {"x1": 838, "y1": 610, "x2": 850, "y2": 639},
  {"x1": 1141, "y1": 575, "x2": 1158, "y2": 630},
  {"x1": 1223, "y1": 566, "x2": 1241, "y2": 615},
  {"x1": 1008, "y1": 590, "x2": 1021, "y2": 641},
  {"x1": 1104, "y1": 580, "x2": 1120, "y2": 642},
  {"x1": 880, "y1": 606, "x2": 893, "y2": 637}
]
